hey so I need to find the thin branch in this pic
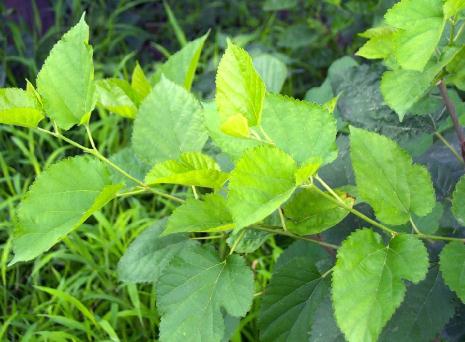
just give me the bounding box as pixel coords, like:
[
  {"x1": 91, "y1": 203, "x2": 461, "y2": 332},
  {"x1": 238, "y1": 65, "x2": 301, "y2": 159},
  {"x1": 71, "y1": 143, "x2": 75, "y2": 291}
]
[
  {"x1": 312, "y1": 176, "x2": 465, "y2": 244},
  {"x1": 438, "y1": 79, "x2": 465, "y2": 163},
  {"x1": 35, "y1": 127, "x2": 185, "y2": 204},
  {"x1": 253, "y1": 225, "x2": 339, "y2": 249},
  {"x1": 434, "y1": 132, "x2": 465, "y2": 165}
]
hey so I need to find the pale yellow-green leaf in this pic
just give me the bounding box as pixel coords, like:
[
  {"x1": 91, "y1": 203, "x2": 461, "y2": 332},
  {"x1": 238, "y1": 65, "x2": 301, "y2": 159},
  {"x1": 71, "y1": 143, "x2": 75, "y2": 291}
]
[
  {"x1": 145, "y1": 152, "x2": 228, "y2": 189},
  {"x1": 131, "y1": 61, "x2": 152, "y2": 101},
  {"x1": 164, "y1": 194, "x2": 234, "y2": 235},
  {"x1": 220, "y1": 113, "x2": 250, "y2": 138},
  {"x1": 0, "y1": 88, "x2": 44, "y2": 127},
  {"x1": 356, "y1": 26, "x2": 397, "y2": 60},
  {"x1": 216, "y1": 41, "x2": 266, "y2": 127},
  {"x1": 96, "y1": 78, "x2": 138, "y2": 118},
  {"x1": 444, "y1": 0, "x2": 465, "y2": 17}
]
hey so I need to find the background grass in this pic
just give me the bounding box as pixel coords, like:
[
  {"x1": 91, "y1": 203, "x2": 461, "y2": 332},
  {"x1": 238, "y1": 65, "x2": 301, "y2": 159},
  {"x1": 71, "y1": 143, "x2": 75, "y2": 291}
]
[{"x1": 0, "y1": 0, "x2": 387, "y2": 340}]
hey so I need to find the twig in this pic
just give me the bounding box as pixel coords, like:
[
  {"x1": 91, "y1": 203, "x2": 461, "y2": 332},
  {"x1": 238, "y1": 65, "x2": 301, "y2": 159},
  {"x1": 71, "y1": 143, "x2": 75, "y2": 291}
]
[{"x1": 438, "y1": 80, "x2": 465, "y2": 163}]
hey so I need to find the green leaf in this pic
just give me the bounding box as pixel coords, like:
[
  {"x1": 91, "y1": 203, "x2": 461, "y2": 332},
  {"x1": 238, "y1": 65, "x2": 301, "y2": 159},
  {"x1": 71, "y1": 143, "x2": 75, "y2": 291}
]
[
  {"x1": 253, "y1": 54, "x2": 287, "y2": 93},
  {"x1": 452, "y1": 175, "x2": 465, "y2": 225},
  {"x1": 145, "y1": 152, "x2": 228, "y2": 189},
  {"x1": 36, "y1": 14, "x2": 96, "y2": 130},
  {"x1": 202, "y1": 102, "x2": 259, "y2": 159},
  {"x1": 227, "y1": 146, "x2": 297, "y2": 229},
  {"x1": 132, "y1": 77, "x2": 207, "y2": 164},
  {"x1": 226, "y1": 229, "x2": 270, "y2": 254},
  {"x1": 294, "y1": 159, "x2": 322, "y2": 185},
  {"x1": 11, "y1": 156, "x2": 122, "y2": 264},
  {"x1": 96, "y1": 78, "x2": 138, "y2": 118},
  {"x1": 440, "y1": 241, "x2": 465, "y2": 303},
  {"x1": 157, "y1": 245, "x2": 254, "y2": 341},
  {"x1": 380, "y1": 265, "x2": 456, "y2": 342},
  {"x1": 151, "y1": 33, "x2": 208, "y2": 91},
  {"x1": 381, "y1": 63, "x2": 441, "y2": 120},
  {"x1": 259, "y1": 240, "x2": 333, "y2": 341},
  {"x1": 216, "y1": 41, "x2": 266, "y2": 127},
  {"x1": 164, "y1": 194, "x2": 234, "y2": 235},
  {"x1": 444, "y1": 0, "x2": 465, "y2": 17},
  {"x1": 284, "y1": 188, "x2": 353, "y2": 236},
  {"x1": 332, "y1": 229, "x2": 429, "y2": 342},
  {"x1": 0, "y1": 88, "x2": 44, "y2": 127},
  {"x1": 350, "y1": 126, "x2": 435, "y2": 225},
  {"x1": 356, "y1": 26, "x2": 397, "y2": 60},
  {"x1": 259, "y1": 258, "x2": 330, "y2": 341},
  {"x1": 384, "y1": 0, "x2": 445, "y2": 72},
  {"x1": 219, "y1": 113, "x2": 250, "y2": 138},
  {"x1": 117, "y1": 219, "x2": 193, "y2": 283},
  {"x1": 310, "y1": 297, "x2": 345, "y2": 342},
  {"x1": 131, "y1": 61, "x2": 151, "y2": 101},
  {"x1": 332, "y1": 64, "x2": 443, "y2": 155},
  {"x1": 261, "y1": 94, "x2": 337, "y2": 164}
]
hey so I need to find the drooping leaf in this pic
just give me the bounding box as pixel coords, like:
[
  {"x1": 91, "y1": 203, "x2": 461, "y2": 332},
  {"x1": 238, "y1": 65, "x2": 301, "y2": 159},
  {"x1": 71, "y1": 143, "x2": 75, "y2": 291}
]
[
  {"x1": 132, "y1": 77, "x2": 207, "y2": 164},
  {"x1": 216, "y1": 41, "x2": 266, "y2": 127},
  {"x1": 11, "y1": 156, "x2": 122, "y2": 264},
  {"x1": 202, "y1": 102, "x2": 260, "y2": 159},
  {"x1": 258, "y1": 240, "x2": 333, "y2": 341},
  {"x1": 440, "y1": 241, "x2": 465, "y2": 303},
  {"x1": 96, "y1": 78, "x2": 138, "y2": 118},
  {"x1": 350, "y1": 126, "x2": 435, "y2": 225},
  {"x1": 157, "y1": 245, "x2": 254, "y2": 342},
  {"x1": 332, "y1": 229, "x2": 429, "y2": 342},
  {"x1": 36, "y1": 14, "x2": 96, "y2": 130},
  {"x1": 151, "y1": 33, "x2": 208, "y2": 90},
  {"x1": 164, "y1": 194, "x2": 234, "y2": 235},
  {"x1": 380, "y1": 66, "x2": 437, "y2": 121},
  {"x1": 380, "y1": 47, "x2": 461, "y2": 120},
  {"x1": 226, "y1": 228, "x2": 270, "y2": 254},
  {"x1": 284, "y1": 188, "x2": 353, "y2": 236},
  {"x1": 384, "y1": 0, "x2": 445, "y2": 72},
  {"x1": 131, "y1": 61, "x2": 151, "y2": 101},
  {"x1": 380, "y1": 265, "x2": 456, "y2": 342},
  {"x1": 452, "y1": 175, "x2": 465, "y2": 225},
  {"x1": 227, "y1": 146, "x2": 297, "y2": 229},
  {"x1": 261, "y1": 94, "x2": 337, "y2": 165},
  {"x1": 253, "y1": 54, "x2": 287, "y2": 93},
  {"x1": 145, "y1": 152, "x2": 228, "y2": 189},
  {"x1": 0, "y1": 88, "x2": 44, "y2": 127},
  {"x1": 117, "y1": 219, "x2": 193, "y2": 283}
]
